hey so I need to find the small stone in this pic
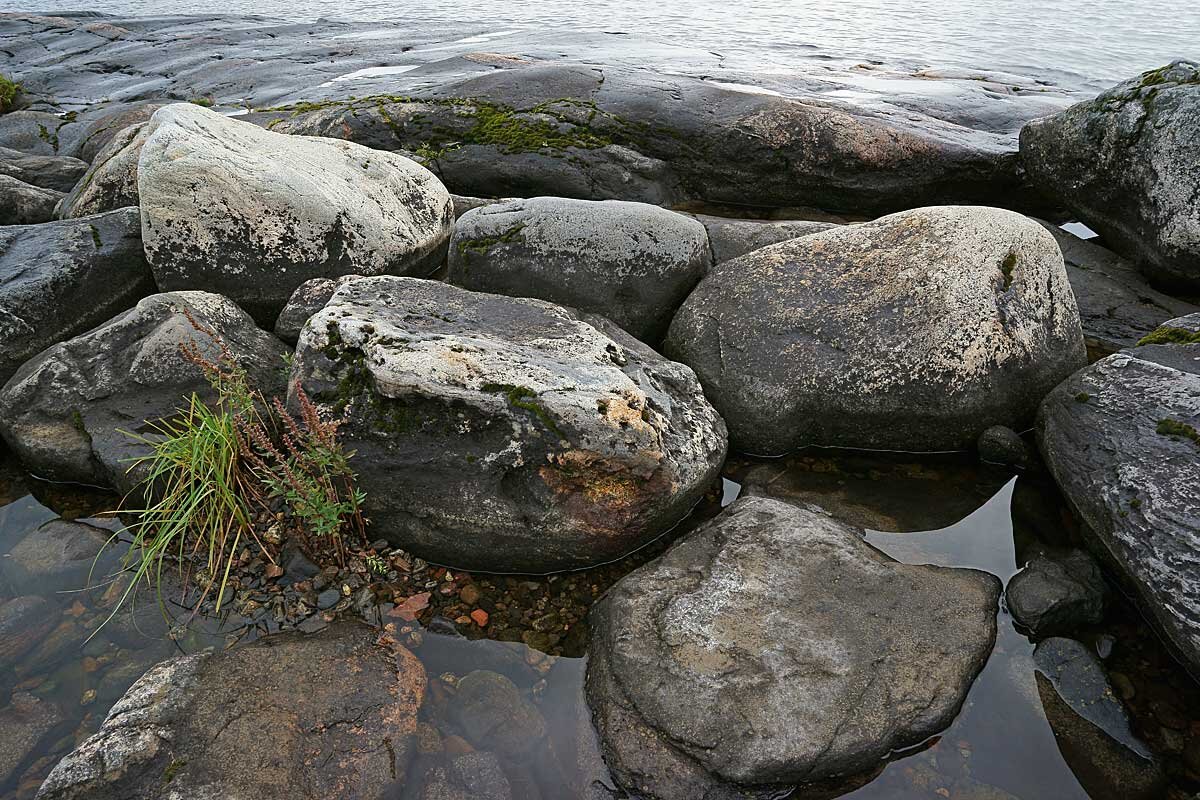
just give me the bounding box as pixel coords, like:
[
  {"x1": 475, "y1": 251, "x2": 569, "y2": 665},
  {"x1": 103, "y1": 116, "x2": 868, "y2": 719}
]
[
  {"x1": 977, "y1": 425, "x2": 1035, "y2": 468},
  {"x1": 316, "y1": 589, "x2": 341, "y2": 610},
  {"x1": 470, "y1": 609, "x2": 489, "y2": 628},
  {"x1": 1111, "y1": 672, "x2": 1136, "y2": 700},
  {"x1": 459, "y1": 584, "x2": 482, "y2": 606}
]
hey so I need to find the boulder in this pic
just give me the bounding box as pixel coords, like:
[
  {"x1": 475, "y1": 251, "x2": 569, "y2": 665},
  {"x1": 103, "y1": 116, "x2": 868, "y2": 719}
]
[
  {"x1": 1033, "y1": 638, "x2": 1164, "y2": 799},
  {"x1": 667, "y1": 206, "x2": 1087, "y2": 454},
  {"x1": 0, "y1": 208, "x2": 153, "y2": 384},
  {"x1": 2, "y1": 518, "x2": 117, "y2": 595},
  {"x1": 56, "y1": 122, "x2": 145, "y2": 219},
  {"x1": 137, "y1": 103, "x2": 454, "y2": 322},
  {"x1": 1037, "y1": 313, "x2": 1200, "y2": 675},
  {"x1": 0, "y1": 173, "x2": 61, "y2": 224},
  {"x1": 1021, "y1": 61, "x2": 1200, "y2": 291},
  {"x1": 1041, "y1": 223, "x2": 1198, "y2": 358},
  {"x1": 0, "y1": 595, "x2": 58, "y2": 670},
  {"x1": 0, "y1": 110, "x2": 64, "y2": 156},
  {"x1": 289, "y1": 276, "x2": 727, "y2": 573},
  {"x1": 586, "y1": 495, "x2": 1001, "y2": 800},
  {"x1": 1005, "y1": 546, "x2": 1106, "y2": 635},
  {"x1": 0, "y1": 693, "x2": 63, "y2": 787},
  {"x1": 0, "y1": 145, "x2": 87, "y2": 192},
  {"x1": 451, "y1": 194, "x2": 511, "y2": 219},
  {"x1": 689, "y1": 214, "x2": 837, "y2": 264},
  {"x1": 273, "y1": 274, "x2": 361, "y2": 345},
  {"x1": 448, "y1": 198, "x2": 712, "y2": 342},
  {"x1": 976, "y1": 425, "x2": 1036, "y2": 469},
  {"x1": 0, "y1": 291, "x2": 287, "y2": 491},
  {"x1": 35, "y1": 622, "x2": 428, "y2": 800},
  {"x1": 448, "y1": 671, "x2": 547, "y2": 759}
]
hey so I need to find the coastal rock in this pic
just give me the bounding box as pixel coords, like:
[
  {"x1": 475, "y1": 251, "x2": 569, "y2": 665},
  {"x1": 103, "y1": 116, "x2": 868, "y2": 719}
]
[
  {"x1": 1041, "y1": 223, "x2": 1199, "y2": 358},
  {"x1": 1034, "y1": 638, "x2": 1164, "y2": 799},
  {"x1": 35, "y1": 622, "x2": 428, "y2": 800},
  {"x1": 63, "y1": 101, "x2": 165, "y2": 163},
  {"x1": 0, "y1": 291, "x2": 287, "y2": 491},
  {"x1": 137, "y1": 103, "x2": 454, "y2": 322},
  {"x1": 0, "y1": 693, "x2": 64, "y2": 787},
  {"x1": 451, "y1": 194, "x2": 512, "y2": 218},
  {"x1": 289, "y1": 276, "x2": 727, "y2": 572},
  {"x1": 0, "y1": 110, "x2": 63, "y2": 156},
  {"x1": 2, "y1": 518, "x2": 116, "y2": 595},
  {"x1": 0, "y1": 595, "x2": 58, "y2": 670},
  {"x1": 1006, "y1": 546, "x2": 1106, "y2": 635},
  {"x1": 273, "y1": 274, "x2": 360, "y2": 345},
  {"x1": 56, "y1": 122, "x2": 145, "y2": 219},
  {"x1": 586, "y1": 495, "x2": 1001, "y2": 800},
  {"x1": 1037, "y1": 315, "x2": 1200, "y2": 674},
  {"x1": 448, "y1": 198, "x2": 712, "y2": 342},
  {"x1": 0, "y1": 173, "x2": 61, "y2": 224},
  {"x1": 667, "y1": 206, "x2": 1086, "y2": 454},
  {"x1": 1021, "y1": 61, "x2": 1200, "y2": 290},
  {"x1": 689, "y1": 214, "x2": 837, "y2": 264},
  {"x1": 0, "y1": 208, "x2": 153, "y2": 384},
  {"x1": 0, "y1": 145, "x2": 87, "y2": 192},
  {"x1": 976, "y1": 425, "x2": 1036, "y2": 469}
]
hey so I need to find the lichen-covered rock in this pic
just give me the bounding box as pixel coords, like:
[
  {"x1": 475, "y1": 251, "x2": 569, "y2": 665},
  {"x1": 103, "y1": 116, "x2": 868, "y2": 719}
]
[
  {"x1": 56, "y1": 122, "x2": 145, "y2": 219},
  {"x1": 290, "y1": 276, "x2": 727, "y2": 572},
  {"x1": 586, "y1": 496, "x2": 1000, "y2": 800},
  {"x1": 667, "y1": 205, "x2": 1087, "y2": 454},
  {"x1": 35, "y1": 622, "x2": 427, "y2": 800},
  {"x1": 448, "y1": 198, "x2": 712, "y2": 342},
  {"x1": 0, "y1": 145, "x2": 87, "y2": 192},
  {"x1": 689, "y1": 214, "x2": 837, "y2": 264},
  {"x1": 1037, "y1": 314, "x2": 1200, "y2": 676},
  {"x1": 1021, "y1": 61, "x2": 1200, "y2": 291},
  {"x1": 0, "y1": 173, "x2": 61, "y2": 224},
  {"x1": 273, "y1": 274, "x2": 361, "y2": 345},
  {"x1": 0, "y1": 291, "x2": 287, "y2": 491},
  {"x1": 137, "y1": 103, "x2": 454, "y2": 322},
  {"x1": 0, "y1": 208, "x2": 153, "y2": 384},
  {"x1": 1006, "y1": 546, "x2": 1107, "y2": 635}
]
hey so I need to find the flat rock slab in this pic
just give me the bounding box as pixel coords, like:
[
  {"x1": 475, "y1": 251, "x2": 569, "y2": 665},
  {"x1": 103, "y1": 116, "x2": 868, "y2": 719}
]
[
  {"x1": 586, "y1": 495, "x2": 1001, "y2": 800},
  {"x1": 138, "y1": 103, "x2": 453, "y2": 322},
  {"x1": 0, "y1": 207, "x2": 153, "y2": 384},
  {"x1": 290, "y1": 276, "x2": 727, "y2": 573},
  {"x1": 36, "y1": 622, "x2": 428, "y2": 800},
  {"x1": 448, "y1": 197, "x2": 712, "y2": 342},
  {"x1": 667, "y1": 205, "x2": 1087, "y2": 454}
]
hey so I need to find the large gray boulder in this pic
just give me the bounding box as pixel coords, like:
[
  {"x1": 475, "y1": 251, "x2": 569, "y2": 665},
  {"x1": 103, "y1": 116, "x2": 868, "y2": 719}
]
[
  {"x1": 447, "y1": 198, "x2": 712, "y2": 342},
  {"x1": 586, "y1": 496, "x2": 1001, "y2": 800},
  {"x1": 289, "y1": 276, "x2": 728, "y2": 573},
  {"x1": 1037, "y1": 312, "x2": 1200, "y2": 676},
  {"x1": 0, "y1": 173, "x2": 61, "y2": 224},
  {"x1": 137, "y1": 103, "x2": 454, "y2": 322},
  {"x1": 0, "y1": 208, "x2": 153, "y2": 384},
  {"x1": 689, "y1": 214, "x2": 838, "y2": 264},
  {"x1": 56, "y1": 122, "x2": 145, "y2": 219},
  {"x1": 0, "y1": 145, "x2": 87, "y2": 192},
  {"x1": 667, "y1": 205, "x2": 1087, "y2": 454},
  {"x1": 36, "y1": 622, "x2": 428, "y2": 800},
  {"x1": 1021, "y1": 61, "x2": 1200, "y2": 291},
  {"x1": 0, "y1": 291, "x2": 287, "y2": 491}
]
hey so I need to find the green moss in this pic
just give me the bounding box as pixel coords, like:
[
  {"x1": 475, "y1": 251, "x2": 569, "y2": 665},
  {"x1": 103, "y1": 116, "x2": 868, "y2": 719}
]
[
  {"x1": 1156, "y1": 418, "x2": 1200, "y2": 447},
  {"x1": 482, "y1": 383, "x2": 562, "y2": 436},
  {"x1": 1074, "y1": 392, "x2": 1091, "y2": 403},
  {"x1": 88, "y1": 224, "x2": 102, "y2": 249},
  {"x1": 1136, "y1": 326, "x2": 1200, "y2": 347},
  {"x1": 0, "y1": 74, "x2": 18, "y2": 114},
  {"x1": 162, "y1": 759, "x2": 187, "y2": 785},
  {"x1": 187, "y1": 96, "x2": 214, "y2": 107},
  {"x1": 456, "y1": 222, "x2": 526, "y2": 260},
  {"x1": 1000, "y1": 252, "x2": 1018, "y2": 290},
  {"x1": 1129, "y1": 497, "x2": 1142, "y2": 509}
]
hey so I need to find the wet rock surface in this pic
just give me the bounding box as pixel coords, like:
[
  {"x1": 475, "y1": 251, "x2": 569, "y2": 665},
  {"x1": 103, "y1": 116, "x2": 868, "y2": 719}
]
[
  {"x1": 1006, "y1": 546, "x2": 1107, "y2": 635},
  {"x1": 0, "y1": 290, "x2": 287, "y2": 490},
  {"x1": 667, "y1": 205, "x2": 1087, "y2": 454},
  {"x1": 35, "y1": 621, "x2": 428, "y2": 800},
  {"x1": 0, "y1": 693, "x2": 64, "y2": 788},
  {"x1": 290, "y1": 276, "x2": 727, "y2": 572},
  {"x1": 55, "y1": 122, "x2": 145, "y2": 219},
  {"x1": 1, "y1": 518, "x2": 116, "y2": 596},
  {"x1": 586, "y1": 495, "x2": 1001, "y2": 800},
  {"x1": 0, "y1": 207, "x2": 153, "y2": 384},
  {"x1": 1022, "y1": 61, "x2": 1200, "y2": 291},
  {"x1": 138, "y1": 103, "x2": 454, "y2": 322},
  {"x1": 448, "y1": 197, "x2": 712, "y2": 342},
  {"x1": 0, "y1": 595, "x2": 59, "y2": 671}
]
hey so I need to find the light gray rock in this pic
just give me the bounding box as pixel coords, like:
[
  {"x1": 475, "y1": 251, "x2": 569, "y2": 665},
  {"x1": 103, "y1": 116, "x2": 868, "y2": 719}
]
[
  {"x1": 0, "y1": 173, "x2": 61, "y2": 224},
  {"x1": 1021, "y1": 61, "x2": 1200, "y2": 291},
  {"x1": 273, "y1": 274, "x2": 361, "y2": 345},
  {"x1": 586, "y1": 495, "x2": 1001, "y2": 800},
  {"x1": 0, "y1": 291, "x2": 287, "y2": 491},
  {"x1": 56, "y1": 122, "x2": 145, "y2": 219},
  {"x1": 689, "y1": 214, "x2": 837, "y2": 264},
  {"x1": 1034, "y1": 638, "x2": 1164, "y2": 800},
  {"x1": 137, "y1": 103, "x2": 454, "y2": 322},
  {"x1": 289, "y1": 276, "x2": 727, "y2": 572},
  {"x1": 1006, "y1": 546, "x2": 1106, "y2": 635},
  {"x1": 667, "y1": 205, "x2": 1087, "y2": 454},
  {"x1": 0, "y1": 145, "x2": 87, "y2": 192},
  {"x1": 1037, "y1": 316, "x2": 1200, "y2": 676},
  {"x1": 0, "y1": 207, "x2": 153, "y2": 384},
  {"x1": 35, "y1": 622, "x2": 427, "y2": 800},
  {"x1": 448, "y1": 197, "x2": 712, "y2": 342}
]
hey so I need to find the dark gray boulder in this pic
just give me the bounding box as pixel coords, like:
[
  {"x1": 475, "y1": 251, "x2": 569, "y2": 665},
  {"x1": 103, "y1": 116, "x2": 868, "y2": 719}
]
[
  {"x1": 0, "y1": 145, "x2": 87, "y2": 192},
  {"x1": 55, "y1": 122, "x2": 145, "y2": 219},
  {"x1": 447, "y1": 198, "x2": 712, "y2": 342},
  {"x1": 586, "y1": 495, "x2": 1000, "y2": 800},
  {"x1": 35, "y1": 622, "x2": 428, "y2": 800},
  {"x1": 1033, "y1": 638, "x2": 1164, "y2": 799},
  {"x1": 0, "y1": 291, "x2": 288, "y2": 491},
  {"x1": 0, "y1": 595, "x2": 58, "y2": 671},
  {"x1": 0, "y1": 110, "x2": 64, "y2": 156},
  {"x1": 689, "y1": 214, "x2": 837, "y2": 264},
  {"x1": 667, "y1": 205, "x2": 1087, "y2": 454},
  {"x1": 1021, "y1": 61, "x2": 1200, "y2": 291},
  {"x1": 289, "y1": 276, "x2": 727, "y2": 573},
  {"x1": 1006, "y1": 546, "x2": 1106, "y2": 635},
  {"x1": 0, "y1": 173, "x2": 61, "y2": 224},
  {"x1": 273, "y1": 274, "x2": 361, "y2": 345},
  {"x1": 1037, "y1": 313, "x2": 1200, "y2": 675},
  {"x1": 137, "y1": 103, "x2": 454, "y2": 323},
  {"x1": 451, "y1": 194, "x2": 512, "y2": 219},
  {"x1": 976, "y1": 424, "x2": 1036, "y2": 469},
  {"x1": 0, "y1": 208, "x2": 154, "y2": 384},
  {"x1": 448, "y1": 671, "x2": 547, "y2": 759},
  {"x1": 1, "y1": 518, "x2": 117, "y2": 595},
  {"x1": 0, "y1": 693, "x2": 64, "y2": 788}
]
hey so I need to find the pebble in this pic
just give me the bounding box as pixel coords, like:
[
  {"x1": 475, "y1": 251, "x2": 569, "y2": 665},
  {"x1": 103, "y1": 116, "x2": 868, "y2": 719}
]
[
  {"x1": 460, "y1": 584, "x2": 482, "y2": 606},
  {"x1": 316, "y1": 588, "x2": 341, "y2": 610},
  {"x1": 470, "y1": 609, "x2": 489, "y2": 627}
]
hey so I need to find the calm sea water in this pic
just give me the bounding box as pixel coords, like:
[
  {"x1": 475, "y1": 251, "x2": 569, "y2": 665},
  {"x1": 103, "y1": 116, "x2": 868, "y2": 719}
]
[{"x1": 2, "y1": 0, "x2": 1197, "y2": 92}]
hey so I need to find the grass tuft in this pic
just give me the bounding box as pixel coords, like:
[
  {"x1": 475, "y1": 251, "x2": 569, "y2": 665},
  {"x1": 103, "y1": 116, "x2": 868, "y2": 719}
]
[{"x1": 0, "y1": 74, "x2": 19, "y2": 114}]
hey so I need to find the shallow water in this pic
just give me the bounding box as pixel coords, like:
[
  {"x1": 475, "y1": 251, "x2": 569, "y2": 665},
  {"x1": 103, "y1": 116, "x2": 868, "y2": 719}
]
[{"x1": 0, "y1": 451, "x2": 1196, "y2": 799}]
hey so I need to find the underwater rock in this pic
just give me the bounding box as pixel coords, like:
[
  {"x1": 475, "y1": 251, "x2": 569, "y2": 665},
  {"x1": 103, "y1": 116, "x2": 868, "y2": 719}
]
[
  {"x1": 56, "y1": 122, "x2": 146, "y2": 219},
  {"x1": 0, "y1": 595, "x2": 59, "y2": 671},
  {"x1": 2, "y1": 518, "x2": 117, "y2": 595},
  {"x1": 976, "y1": 425, "x2": 1036, "y2": 469},
  {"x1": 448, "y1": 671, "x2": 547, "y2": 759},
  {"x1": 0, "y1": 693, "x2": 63, "y2": 787},
  {"x1": 1006, "y1": 546, "x2": 1107, "y2": 635},
  {"x1": 418, "y1": 752, "x2": 514, "y2": 800}
]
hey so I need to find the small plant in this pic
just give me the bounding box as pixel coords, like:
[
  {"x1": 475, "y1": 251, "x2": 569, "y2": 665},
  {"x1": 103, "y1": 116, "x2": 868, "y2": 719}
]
[
  {"x1": 0, "y1": 74, "x2": 20, "y2": 114},
  {"x1": 187, "y1": 96, "x2": 214, "y2": 107}
]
